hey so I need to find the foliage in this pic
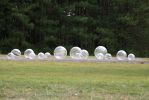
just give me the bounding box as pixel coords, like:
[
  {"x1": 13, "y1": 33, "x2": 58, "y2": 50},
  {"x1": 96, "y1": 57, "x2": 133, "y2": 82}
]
[{"x1": 0, "y1": 0, "x2": 148, "y2": 56}]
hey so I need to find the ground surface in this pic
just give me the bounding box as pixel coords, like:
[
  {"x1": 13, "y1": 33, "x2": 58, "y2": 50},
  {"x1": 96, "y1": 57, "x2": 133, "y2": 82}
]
[{"x1": 0, "y1": 58, "x2": 149, "y2": 100}]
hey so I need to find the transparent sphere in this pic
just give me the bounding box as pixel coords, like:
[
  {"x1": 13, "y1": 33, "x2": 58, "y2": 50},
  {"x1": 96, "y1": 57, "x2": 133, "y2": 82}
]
[
  {"x1": 116, "y1": 50, "x2": 127, "y2": 60},
  {"x1": 81, "y1": 49, "x2": 89, "y2": 60},
  {"x1": 38, "y1": 52, "x2": 45, "y2": 60},
  {"x1": 11, "y1": 49, "x2": 21, "y2": 56},
  {"x1": 70, "y1": 47, "x2": 82, "y2": 59},
  {"x1": 7, "y1": 52, "x2": 16, "y2": 59},
  {"x1": 128, "y1": 53, "x2": 135, "y2": 61},
  {"x1": 54, "y1": 46, "x2": 67, "y2": 59},
  {"x1": 96, "y1": 53, "x2": 104, "y2": 60},
  {"x1": 104, "y1": 53, "x2": 112, "y2": 60},
  {"x1": 94, "y1": 46, "x2": 107, "y2": 58},
  {"x1": 24, "y1": 49, "x2": 34, "y2": 59},
  {"x1": 28, "y1": 52, "x2": 36, "y2": 60},
  {"x1": 45, "y1": 52, "x2": 51, "y2": 59}
]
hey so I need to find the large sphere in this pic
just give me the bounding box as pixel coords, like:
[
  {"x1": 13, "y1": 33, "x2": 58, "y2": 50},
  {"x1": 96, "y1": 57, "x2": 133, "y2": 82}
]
[
  {"x1": 104, "y1": 53, "x2": 112, "y2": 60},
  {"x1": 45, "y1": 52, "x2": 51, "y2": 59},
  {"x1": 96, "y1": 53, "x2": 104, "y2": 60},
  {"x1": 94, "y1": 46, "x2": 107, "y2": 58},
  {"x1": 24, "y1": 49, "x2": 34, "y2": 59},
  {"x1": 28, "y1": 52, "x2": 36, "y2": 60},
  {"x1": 54, "y1": 46, "x2": 67, "y2": 59},
  {"x1": 128, "y1": 53, "x2": 135, "y2": 61},
  {"x1": 81, "y1": 49, "x2": 89, "y2": 60},
  {"x1": 116, "y1": 50, "x2": 127, "y2": 60},
  {"x1": 70, "y1": 47, "x2": 82, "y2": 59},
  {"x1": 38, "y1": 52, "x2": 45, "y2": 60},
  {"x1": 7, "y1": 52, "x2": 16, "y2": 59},
  {"x1": 11, "y1": 49, "x2": 21, "y2": 56}
]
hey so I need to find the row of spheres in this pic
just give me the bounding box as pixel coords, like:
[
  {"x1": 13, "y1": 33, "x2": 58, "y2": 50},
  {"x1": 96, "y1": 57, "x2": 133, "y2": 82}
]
[{"x1": 7, "y1": 46, "x2": 135, "y2": 61}]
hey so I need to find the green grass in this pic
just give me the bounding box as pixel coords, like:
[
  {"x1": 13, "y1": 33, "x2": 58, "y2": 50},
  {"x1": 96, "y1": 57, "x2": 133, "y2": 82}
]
[{"x1": 0, "y1": 60, "x2": 149, "y2": 100}]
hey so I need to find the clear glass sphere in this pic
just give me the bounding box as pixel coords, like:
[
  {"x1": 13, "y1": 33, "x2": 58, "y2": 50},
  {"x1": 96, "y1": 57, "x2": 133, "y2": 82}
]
[
  {"x1": 38, "y1": 52, "x2": 45, "y2": 60},
  {"x1": 11, "y1": 49, "x2": 21, "y2": 56},
  {"x1": 104, "y1": 53, "x2": 112, "y2": 60},
  {"x1": 81, "y1": 49, "x2": 89, "y2": 60},
  {"x1": 94, "y1": 46, "x2": 107, "y2": 58},
  {"x1": 116, "y1": 50, "x2": 127, "y2": 60},
  {"x1": 24, "y1": 49, "x2": 34, "y2": 59},
  {"x1": 54, "y1": 46, "x2": 67, "y2": 59},
  {"x1": 96, "y1": 53, "x2": 104, "y2": 60},
  {"x1": 128, "y1": 53, "x2": 135, "y2": 61},
  {"x1": 28, "y1": 52, "x2": 36, "y2": 60},
  {"x1": 70, "y1": 47, "x2": 82, "y2": 59},
  {"x1": 45, "y1": 52, "x2": 51, "y2": 59},
  {"x1": 7, "y1": 52, "x2": 16, "y2": 59}
]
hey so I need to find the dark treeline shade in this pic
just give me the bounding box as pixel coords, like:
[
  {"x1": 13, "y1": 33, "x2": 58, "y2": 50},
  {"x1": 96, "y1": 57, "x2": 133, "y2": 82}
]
[{"x1": 0, "y1": 0, "x2": 148, "y2": 57}]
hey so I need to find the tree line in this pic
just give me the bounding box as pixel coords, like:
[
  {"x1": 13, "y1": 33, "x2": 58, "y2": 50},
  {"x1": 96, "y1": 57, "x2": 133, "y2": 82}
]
[{"x1": 0, "y1": 0, "x2": 149, "y2": 57}]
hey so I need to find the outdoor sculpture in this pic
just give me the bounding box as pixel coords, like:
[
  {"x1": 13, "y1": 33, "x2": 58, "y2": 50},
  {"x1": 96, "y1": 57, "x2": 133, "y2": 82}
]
[
  {"x1": 6, "y1": 46, "x2": 136, "y2": 61},
  {"x1": 54, "y1": 46, "x2": 67, "y2": 59}
]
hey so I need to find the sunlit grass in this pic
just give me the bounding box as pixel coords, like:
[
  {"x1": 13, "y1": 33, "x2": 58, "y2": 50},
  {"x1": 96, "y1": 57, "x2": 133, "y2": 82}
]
[{"x1": 0, "y1": 60, "x2": 149, "y2": 100}]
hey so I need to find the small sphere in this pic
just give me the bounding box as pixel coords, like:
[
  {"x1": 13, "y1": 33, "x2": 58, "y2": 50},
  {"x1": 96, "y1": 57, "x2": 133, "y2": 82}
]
[
  {"x1": 104, "y1": 53, "x2": 112, "y2": 60},
  {"x1": 70, "y1": 47, "x2": 82, "y2": 59},
  {"x1": 81, "y1": 49, "x2": 89, "y2": 60},
  {"x1": 96, "y1": 53, "x2": 104, "y2": 60},
  {"x1": 94, "y1": 46, "x2": 107, "y2": 59},
  {"x1": 54, "y1": 46, "x2": 67, "y2": 59},
  {"x1": 128, "y1": 53, "x2": 135, "y2": 61},
  {"x1": 28, "y1": 52, "x2": 36, "y2": 60},
  {"x1": 116, "y1": 50, "x2": 127, "y2": 60},
  {"x1": 11, "y1": 49, "x2": 21, "y2": 56},
  {"x1": 45, "y1": 52, "x2": 51, "y2": 59},
  {"x1": 38, "y1": 52, "x2": 45, "y2": 60},
  {"x1": 24, "y1": 49, "x2": 34, "y2": 59},
  {"x1": 7, "y1": 52, "x2": 16, "y2": 59}
]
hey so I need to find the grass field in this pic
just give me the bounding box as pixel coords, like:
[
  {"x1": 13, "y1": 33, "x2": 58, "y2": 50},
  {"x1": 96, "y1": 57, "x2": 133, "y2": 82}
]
[{"x1": 0, "y1": 60, "x2": 149, "y2": 100}]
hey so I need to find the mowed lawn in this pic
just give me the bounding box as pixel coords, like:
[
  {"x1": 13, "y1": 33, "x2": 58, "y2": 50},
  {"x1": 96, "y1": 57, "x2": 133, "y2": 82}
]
[{"x1": 0, "y1": 60, "x2": 149, "y2": 100}]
